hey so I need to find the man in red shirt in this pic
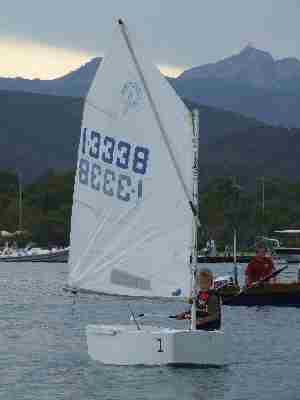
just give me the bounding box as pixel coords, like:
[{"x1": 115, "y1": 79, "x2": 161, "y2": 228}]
[{"x1": 245, "y1": 243, "x2": 276, "y2": 287}]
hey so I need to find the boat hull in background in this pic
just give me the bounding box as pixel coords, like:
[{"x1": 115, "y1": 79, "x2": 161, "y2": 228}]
[
  {"x1": 275, "y1": 248, "x2": 300, "y2": 263},
  {"x1": 220, "y1": 283, "x2": 300, "y2": 307},
  {"x1": 0, "y1": 248, "x2": 69, "y2": 263},
  {"x1": 86, "y1": 324, "x2": 225, "y2": 366}
]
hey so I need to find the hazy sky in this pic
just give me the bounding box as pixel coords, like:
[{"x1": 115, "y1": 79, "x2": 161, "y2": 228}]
[{"x1": 1, "y1": 0, "x2": 300, "y2": 79}]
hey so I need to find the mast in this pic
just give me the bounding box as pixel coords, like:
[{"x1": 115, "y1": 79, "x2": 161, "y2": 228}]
[
  {"x1": 262, "y1": 176, "x2": 265, "y2": 234},
  {"x1": 17, "y1": 170, "x2": 22, "y2": 232},
  {"x1": 262, "y1": 176, "x2": 265, "y2": 217},
  {"x1": 233, "y1": 228, "x2": 238, "y2": 285},
  {"x1": 191, "y1": 109, "x2": 199, "y2": 330}
]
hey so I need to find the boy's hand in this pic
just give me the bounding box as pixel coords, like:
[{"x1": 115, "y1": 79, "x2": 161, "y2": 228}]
[
  {"x1": 183, "y1": 297, "x2": 193, "y2": 304},
  {"x1": 175, "y1": 312, "x2": 190, "y2": 320}
]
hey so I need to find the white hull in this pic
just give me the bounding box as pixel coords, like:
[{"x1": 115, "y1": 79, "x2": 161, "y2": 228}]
[
  {"x1": 0, "y1": 248, "x2": 69, "y2": 263},
  {"x1": 275, "y1": 248, "x2": 300, "y2": 263},
  {"x1": 285, "y1": 254, "x2": 300, "y2": 263},
  {"x1": 86, "y1": 324, "x2": 225, "y2": 366}
]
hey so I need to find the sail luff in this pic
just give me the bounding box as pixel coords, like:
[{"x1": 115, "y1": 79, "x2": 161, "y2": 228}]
[
  {"x1": 190, "y1": 109, "x2": 200, "y2": 330},
  {"x1": 118, "y1": 19, "x2": 200, "y2": 228}
]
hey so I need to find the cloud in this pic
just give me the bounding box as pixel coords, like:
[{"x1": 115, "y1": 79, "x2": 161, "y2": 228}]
[
  {"x1": 0, "y1": 0, "x2": 300, "y2": 78},
  {"x1": 0, "y1": 36, "x2": 95, "y2": 79},
  {"x1": 158, "y1": 65, "x2": 185, "y2": 78},
  {"x1": 0, "y1": 36, "x2": 184, "y2": 80}
]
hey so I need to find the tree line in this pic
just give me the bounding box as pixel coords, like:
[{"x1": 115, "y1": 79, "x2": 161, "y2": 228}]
[{"x1": 1, "y1": 169, "x2": 300, "y2": 250}]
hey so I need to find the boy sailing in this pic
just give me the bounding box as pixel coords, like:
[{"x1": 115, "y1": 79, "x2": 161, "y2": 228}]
[{"x1": 176, "y1": 268, "x2": 221, "y2": 331}]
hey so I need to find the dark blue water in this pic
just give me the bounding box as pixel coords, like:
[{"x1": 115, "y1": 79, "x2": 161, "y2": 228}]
[{"x1": 0, "y1": 262, "x2": 300, "y2": 400}]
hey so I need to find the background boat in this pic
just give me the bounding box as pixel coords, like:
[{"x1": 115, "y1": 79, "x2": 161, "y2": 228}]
[
  {"x1": 220, "y1": 282, "x2": 300, "y2": 307},
  {"x1": 263, "y1": 229, "x2": 300, "y2": 263},
  {"x1": 0, "y1": 247, "x2": 69, "y2": 262},
  {"x1": 215, "y1": 260, "x2": 300, "y2": 307}
]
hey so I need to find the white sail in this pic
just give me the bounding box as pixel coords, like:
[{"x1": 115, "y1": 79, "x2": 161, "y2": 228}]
[{"x1": 68, "y1": 20, "x2": 193, "y2": 298}]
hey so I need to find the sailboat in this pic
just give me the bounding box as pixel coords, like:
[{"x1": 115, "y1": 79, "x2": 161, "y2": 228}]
[
  {"x1": 67, "y1": 19, "x2": 224, "y2": 366},
  {"x1": 215, "y1": 232, "x2": 300, "y2": 307}
]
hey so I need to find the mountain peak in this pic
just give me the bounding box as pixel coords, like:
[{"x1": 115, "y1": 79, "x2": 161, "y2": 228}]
[
  {"x1": 239, "y1": 45, "x2": 273, "y2": 60},
  {"x1": 179, "y1": 45, "x2": 277, "y2": 86},
  {"x1": 56, "y1": 57, "x2": 102, "y2": 82}
]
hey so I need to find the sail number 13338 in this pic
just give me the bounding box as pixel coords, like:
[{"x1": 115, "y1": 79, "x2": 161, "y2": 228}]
[
  {"x1": 78, "y1": 129, "x2": 150, "y2": 202},
  {"x1": 81, "y1": 128, "x2": 150, "y2": 175}
]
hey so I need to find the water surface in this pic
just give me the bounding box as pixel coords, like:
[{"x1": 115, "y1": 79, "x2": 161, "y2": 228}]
[{"x1": 0, "y1": 262, "x2": 299, "y2": 399}]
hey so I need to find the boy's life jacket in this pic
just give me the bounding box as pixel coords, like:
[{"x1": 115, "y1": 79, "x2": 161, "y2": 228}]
[{"x1": 186, "y1": 289, "x2": 221, "y2": 331}]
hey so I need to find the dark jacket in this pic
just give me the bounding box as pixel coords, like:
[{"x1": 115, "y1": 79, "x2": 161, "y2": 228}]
[{"x1": 194, "y1": 289, "x2": 221, "y2": 330}]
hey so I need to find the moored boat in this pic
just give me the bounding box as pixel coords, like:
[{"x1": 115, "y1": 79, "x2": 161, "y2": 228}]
[
  {"x1": 216, "y1": 279, "x2": 300, "y2": 307},
  {"x1": 0, "y1": 246, "x2": 69, "y2": 262},
  {"x1": 265, "y1": 230, "x2": 300, "y2": 263}
]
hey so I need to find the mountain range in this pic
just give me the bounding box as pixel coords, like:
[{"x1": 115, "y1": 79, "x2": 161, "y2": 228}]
[
  {"x1": 0, "y1": 57, "x2": 101, "y2": 98},
  {"x1": 1, "y1": 88, "x2": 299, "y2": 187},
  {"x1": 178, "y1": 45, "x2": 300, "y2": 89},
  {"x1": 1, "y1": 45, "x2": 300, "y2": 185},
  {"x1": 0, "y1": 89, "x2": 266, "y2": 183},
  {"x1": 171, "y1": 45, "x2": 300, "y2": 128},
  {"x1": 2, "y1": 45, "x2": 300, "y2": 127}
]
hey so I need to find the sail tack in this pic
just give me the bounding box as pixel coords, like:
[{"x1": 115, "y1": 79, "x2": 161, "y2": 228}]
[{"x1": 68, "y1": 20, "x2": 193, "y2": 298}]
